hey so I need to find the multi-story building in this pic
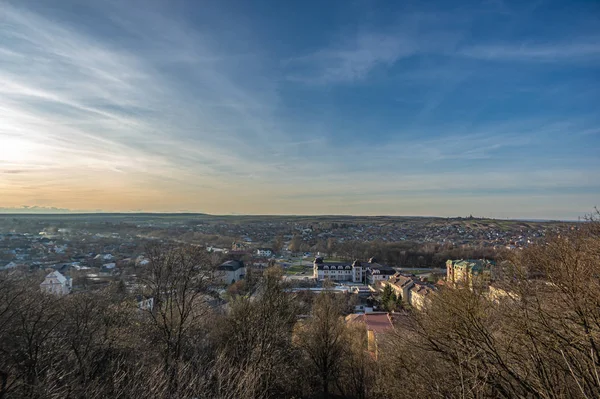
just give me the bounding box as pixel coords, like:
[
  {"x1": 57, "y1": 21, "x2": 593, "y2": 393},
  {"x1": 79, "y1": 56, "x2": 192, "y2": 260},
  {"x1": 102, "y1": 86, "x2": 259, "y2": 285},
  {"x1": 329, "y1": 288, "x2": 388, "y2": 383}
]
[
  {"x1": 386, "y1": 272, "x2": 436, "y2": 310},
  {"x1": 409, "y1": 283, "x2": 436, "y2": 311},
  {"x1": 365, "y1": 257, "x2": 396, "y2": 285},
  {"x1": 313, "y1": 258, "x2": 357, "y2": 282},
  {"x1": 313, "y1": 257, "x2": 395, "y2": 284},
  {"x1": 387, "y1": 273, "x2": 415, "y2": 304},
  {"x1": 446, "y1": 259, "x2": 494, "y2": 289}
]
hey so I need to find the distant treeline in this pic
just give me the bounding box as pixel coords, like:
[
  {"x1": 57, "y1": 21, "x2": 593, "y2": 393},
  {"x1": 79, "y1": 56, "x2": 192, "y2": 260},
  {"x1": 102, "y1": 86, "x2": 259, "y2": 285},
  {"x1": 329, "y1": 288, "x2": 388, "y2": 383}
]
[{"x1": 333, "y1": 240, "x2": 500, "y2": 268}]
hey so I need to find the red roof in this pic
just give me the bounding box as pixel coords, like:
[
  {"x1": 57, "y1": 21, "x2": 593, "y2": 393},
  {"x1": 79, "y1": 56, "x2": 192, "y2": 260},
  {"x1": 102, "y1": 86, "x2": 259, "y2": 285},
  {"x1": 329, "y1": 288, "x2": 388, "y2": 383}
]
[
  {"x1": 364, "y1": 313, "x2": 394, "y2": 333},
  {"x1": 346, "y1": 312, "x2": 394, "y2": 334}
]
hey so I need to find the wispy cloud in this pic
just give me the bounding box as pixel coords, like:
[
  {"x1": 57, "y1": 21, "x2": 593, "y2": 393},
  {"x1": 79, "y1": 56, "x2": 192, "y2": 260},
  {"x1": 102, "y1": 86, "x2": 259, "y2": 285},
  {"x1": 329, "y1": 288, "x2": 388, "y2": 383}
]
[
  {"x1": 286, "y1": 32, "x2": 416, "y2": 84},
  {"x1": 459, "y1": 40, "x2": 600, "y2": 62},
  {"x1": 0, "y1": 1, "x2": 597, "y2": 218},
  {"x1": 282, "y1": 9, "x2": 470, "y2": 85},
  {"x1": 0, "y1": 3, "x2": 300, "y2": 184}
]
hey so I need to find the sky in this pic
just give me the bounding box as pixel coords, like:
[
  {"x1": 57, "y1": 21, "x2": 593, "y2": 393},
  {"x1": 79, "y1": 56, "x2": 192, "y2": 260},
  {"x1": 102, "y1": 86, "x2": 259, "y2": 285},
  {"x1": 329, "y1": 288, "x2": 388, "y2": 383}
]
[{"x1": 0, "y1": 0, "x2": 599, "y2": 219}]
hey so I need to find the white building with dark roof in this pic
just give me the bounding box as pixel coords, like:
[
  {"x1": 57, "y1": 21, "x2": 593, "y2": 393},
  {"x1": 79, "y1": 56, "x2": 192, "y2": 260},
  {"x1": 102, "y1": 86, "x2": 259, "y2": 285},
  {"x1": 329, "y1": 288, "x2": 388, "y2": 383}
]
[
  {"x1": 217, "y1": 260, "x2": 246, "y2": 284},
  {"x1": 364, "y1": 257, "x2": 396, "y2": 285},
  {"x1": 40, "y1": 271, "x2": 72, "y2": 296},
  {"x1": 256, "y1": 248, "x2": 273, "y2": 257},
  {"x1": 313, "y1": 257, "x2": 396, "y2": 284},
  {"x1": 313, "y1": 258, "x2": 365, "y2": 283}
]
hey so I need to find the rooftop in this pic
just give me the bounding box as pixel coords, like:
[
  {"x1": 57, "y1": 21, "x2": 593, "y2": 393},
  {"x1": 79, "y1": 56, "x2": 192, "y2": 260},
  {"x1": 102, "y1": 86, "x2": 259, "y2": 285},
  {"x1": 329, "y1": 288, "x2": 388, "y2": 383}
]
[
  {"x1": 365, "y1": 313, "x2": 394, "y2": 333},
  {"x1": 347, "y1": 312, "x2": 394, "y2": 334},
  {"x1": 218, "y1": 259, "x2": 244, "y2": 271},
  {"x1": 389, "y1": 273, "x2": 416, "y2": 288},
  {"x1": 411, "y1": 283, "x2": 436, "y2": 296},
  {"x1": 449, "y1": 259, "x2": 494, "y2": 271},
  {"x1": 43, "y1": 270, "x2": 68, "y2": 284}
]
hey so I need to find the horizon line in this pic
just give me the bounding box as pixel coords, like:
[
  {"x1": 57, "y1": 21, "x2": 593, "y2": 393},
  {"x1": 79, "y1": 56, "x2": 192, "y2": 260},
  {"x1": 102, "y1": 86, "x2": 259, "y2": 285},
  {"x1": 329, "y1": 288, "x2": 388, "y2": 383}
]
[{"x1": 0, "y1": 212, "x2": 580, "y2": 222}]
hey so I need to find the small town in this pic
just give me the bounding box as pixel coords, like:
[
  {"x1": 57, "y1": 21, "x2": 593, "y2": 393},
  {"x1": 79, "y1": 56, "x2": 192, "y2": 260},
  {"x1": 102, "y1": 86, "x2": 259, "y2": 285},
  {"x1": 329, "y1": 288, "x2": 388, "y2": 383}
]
[
  {"x1": 0, "y1": 214, "x2": 571, "y2": 294},
  {"x1": 1, "y1": 213, "x2": 597, "y2": 398},
  {"x1": 1, "y1": 0, "x2": 598, "y2": 397}
]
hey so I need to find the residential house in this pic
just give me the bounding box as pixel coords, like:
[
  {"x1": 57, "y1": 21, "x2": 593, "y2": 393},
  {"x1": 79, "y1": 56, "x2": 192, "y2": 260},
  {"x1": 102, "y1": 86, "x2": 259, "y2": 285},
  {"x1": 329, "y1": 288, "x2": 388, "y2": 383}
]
[
  {"x1": 346, "y1": 312, "x2": 394, "y2": 359},
  {"x1": 94, "y1": 253, "x2": 114, "y2": 261},
  {"x1": 207, "y1": 246, "x2": 228, "y2": 254},
  {"x1": 135, "y1": 256, "x2": 150, "y2": 267},
  {"x1": 0, "y1": 261, "x2": 18, "y2": 271},
  {"x1": 231, "y1": 242, "x2": 247, "y2": 251},
  {"x1": 137, "y1": 297, "x2": 155, "y2": 312},
  {"x1": 256, "y1": 248, "x2": 273, "y2": 257},
  {"x1": 217, "y1": 259, "x2": 245, "y2": 284},
  {"x1": 53, "y1": 244, "x2": 68, "y2": 254},
  {"x1": 40, "y1": 271, "x2": 72, "y2": 295}
]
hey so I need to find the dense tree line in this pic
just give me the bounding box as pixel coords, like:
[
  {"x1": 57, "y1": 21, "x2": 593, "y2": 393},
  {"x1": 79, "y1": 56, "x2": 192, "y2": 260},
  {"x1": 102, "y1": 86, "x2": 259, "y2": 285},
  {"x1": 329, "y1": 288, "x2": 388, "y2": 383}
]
[
  {"x1": 328, "y1": 239, "x2": 500, "y2": 268},
  {"x1": 1, "y1": 214, "x2": 598, "y2": 398}
]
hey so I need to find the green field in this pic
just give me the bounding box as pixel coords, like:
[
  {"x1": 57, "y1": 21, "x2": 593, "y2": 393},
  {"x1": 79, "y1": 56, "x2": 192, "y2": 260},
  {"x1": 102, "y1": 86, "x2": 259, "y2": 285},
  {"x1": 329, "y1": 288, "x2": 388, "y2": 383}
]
[{"x1": 286, "y1": 264, "x2": 310, "y2": 274}]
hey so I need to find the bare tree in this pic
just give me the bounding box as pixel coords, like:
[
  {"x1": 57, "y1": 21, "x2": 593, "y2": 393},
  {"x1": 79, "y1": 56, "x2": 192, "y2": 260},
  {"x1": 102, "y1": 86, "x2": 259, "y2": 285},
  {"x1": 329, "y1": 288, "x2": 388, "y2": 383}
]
[
  {"x1": 288, "y1": 235, "x2": 303, "y2": 254},
  {"x1": 139, "y1": 243, "x2": 215, "y2": 396},
  {"x1": 0, "y1": 285, "x2": 66, "y2": 398},
  {"x1": 212, "y1": 270, "x2": 300, "y2": 398},
  {"x1": 338, "y1": 324, "x2": 376, "y2": 399},
  {"x1": 0, "y1": 273, "x2": 28, "y2": 399},
  {"x1": 296, "y1": 291, "x2": 348, "y2": 398},
  {"x1": 271, "y1": 235, "x2": 284, "y2": 254}
]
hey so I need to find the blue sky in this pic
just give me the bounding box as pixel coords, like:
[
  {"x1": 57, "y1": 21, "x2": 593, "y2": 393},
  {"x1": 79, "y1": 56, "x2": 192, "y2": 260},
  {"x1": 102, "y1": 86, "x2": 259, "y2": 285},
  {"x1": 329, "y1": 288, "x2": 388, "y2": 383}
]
[{"x1": 0, "y1": 0, "x2": 599, "y2": 219}]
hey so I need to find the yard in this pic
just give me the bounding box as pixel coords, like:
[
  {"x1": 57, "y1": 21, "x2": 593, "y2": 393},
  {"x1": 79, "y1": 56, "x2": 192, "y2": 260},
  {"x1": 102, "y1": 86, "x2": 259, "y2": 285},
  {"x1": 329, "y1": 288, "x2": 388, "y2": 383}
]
[{"x1": 286, "y1": 264, "x2": 310, "y2": 274}]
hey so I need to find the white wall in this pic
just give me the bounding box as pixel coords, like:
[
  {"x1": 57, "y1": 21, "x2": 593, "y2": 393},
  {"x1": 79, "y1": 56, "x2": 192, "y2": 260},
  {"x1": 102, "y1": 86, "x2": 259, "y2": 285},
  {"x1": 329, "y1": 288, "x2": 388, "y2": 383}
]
[{"x1": 217, "y1": 268, "x2": 245, "y2": 284}]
